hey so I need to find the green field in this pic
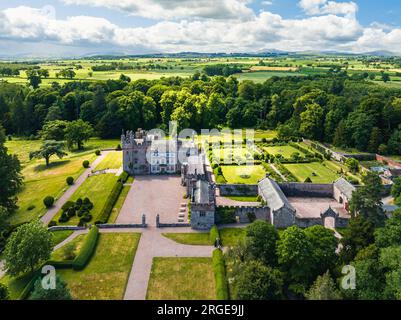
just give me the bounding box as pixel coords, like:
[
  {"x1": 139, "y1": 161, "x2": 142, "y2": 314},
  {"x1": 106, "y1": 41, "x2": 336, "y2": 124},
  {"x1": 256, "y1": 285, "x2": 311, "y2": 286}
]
[
  {"x1": 5, "y1": 138, "x2": 120, "y2": 225},
  {"x1": 221, "y1": 165, "x2": 266, "y2": 184},
  {"x1": 162, "y1": 232, "x2": 210, "y2": 245},
  {"x1": 52, "y1": 173, "x2": 119, "y2": 225},
  {"x1": 220, "y1": 228, "x2": 246, "y2": 247},
  {"x1": 57, "y1": 233, "x2": 140, "y2": 300},
  {"x1": 108, "y1": 184, "x2": 131, "y2": 223},
  {"x1": 95, "y1": 151, "x2": 122, "y2": 170},
  {"x1": 211, "y1": 147, "x2": 254, "y2": 163},
  {"x1": 263, "y1": 145, "x2": 305, "y2": 159},
  {"x1": 50, "y1": 230, "x2": 74, "y2": 247},
  {"x1": 283, "y1": 162, "x2": 340, "y2": 183},
  {"x1": 146, "y1": 257, "x2": 216, "y2": 300}
]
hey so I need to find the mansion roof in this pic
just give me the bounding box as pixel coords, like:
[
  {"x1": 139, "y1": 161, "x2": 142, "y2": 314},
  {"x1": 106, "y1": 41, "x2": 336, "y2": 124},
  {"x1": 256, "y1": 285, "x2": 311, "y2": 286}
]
[{"x1": 258, "y1": 178, "x2": 295, "y2": 213}]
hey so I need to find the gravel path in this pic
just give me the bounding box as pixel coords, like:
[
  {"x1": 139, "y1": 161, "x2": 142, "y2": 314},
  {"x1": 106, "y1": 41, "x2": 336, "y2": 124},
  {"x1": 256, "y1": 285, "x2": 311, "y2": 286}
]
[{"x1": 40, "y1": 151, "x2": 111, "y2": 225}]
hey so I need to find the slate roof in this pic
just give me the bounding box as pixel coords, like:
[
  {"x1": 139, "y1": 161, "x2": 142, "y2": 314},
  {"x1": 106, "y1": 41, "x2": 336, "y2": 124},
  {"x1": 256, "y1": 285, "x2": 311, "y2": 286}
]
[
  {"x1": 193, "y1": 180, "x2": 211, "y2": 204},
  {"x1": 186, "y1": 155, "x2": 205, "y2": 176},
  {"x1": 334, "y1": 177, "x2": 356, "y2": 199},
  {"x1": 258, "y1": 178, "x2": 295, "y2": 212}
]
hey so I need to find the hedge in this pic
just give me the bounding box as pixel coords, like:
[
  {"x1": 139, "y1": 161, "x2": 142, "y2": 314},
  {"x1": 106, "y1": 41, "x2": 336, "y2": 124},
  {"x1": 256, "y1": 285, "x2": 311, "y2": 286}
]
[
  {"x1": 96, "y1": 172, "x2": 129, "y2": 224},
  {"x1": 212, "y1": 249, "x2": 229, "y2": 300},
  {"x1": 209, "y1": 225, "x2": 220, "y2": 245},
  {"x1": 72, "y1": 226, "x2": 99, "y2": 270}
]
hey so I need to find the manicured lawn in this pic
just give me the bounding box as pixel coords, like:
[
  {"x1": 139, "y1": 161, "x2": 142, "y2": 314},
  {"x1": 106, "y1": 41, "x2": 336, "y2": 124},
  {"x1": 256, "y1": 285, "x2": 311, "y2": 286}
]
[
  {"x1": 58, "y1": 233, "x2": 140, "y2": 300},
  {"x1": 225, "y1": 196, "x2": 259, "y2": 202},
  {"x1": 221, "y1": 165, "x2": 266, "y2": 184},
  {"x1": 283, "y1": 162, "x2": 340, "y2": 184},
  {"x1": 254, "y1": 130, "x2": 277, "y2": 140},
  {"x1": 53, "y1": 173, "x2": 119, "y2": 225},
  {"x1": 95, "y1": 151, "x2": 122, "y2": 170},
  {"x1": 51, "y1": 230, "x2": 74, "y2": 247},
  {"x1": 5, "y1": 138, "x2": 119, "y2": 226},
  {"x1": 51, "y1": 234, "x2": 86, "y2": 261},
  {"x1": 212, "y1": 147, "x2": 254, "y2": 164},
  {"x1": 109, "y1": 185, "x2": 131, "y2": 223},
  {"x1": 263, "y1": 145, "x2": 305, "y2": 159},
  {"x1": 220, "y1": 228, "x2": 246, "y2": 247},
  {"x1": 146, "y1": 257, "x2": 216, "y2": 300},
  {"x1": 162, "y1": 232, "x2": 210, "y2": 245}
]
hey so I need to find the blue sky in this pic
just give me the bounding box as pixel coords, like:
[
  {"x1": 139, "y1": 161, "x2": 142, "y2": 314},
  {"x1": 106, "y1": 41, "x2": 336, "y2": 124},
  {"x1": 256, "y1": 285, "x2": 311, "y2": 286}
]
[{"x1": 0, "y1": 0, "x2": 400, "y2": 57}]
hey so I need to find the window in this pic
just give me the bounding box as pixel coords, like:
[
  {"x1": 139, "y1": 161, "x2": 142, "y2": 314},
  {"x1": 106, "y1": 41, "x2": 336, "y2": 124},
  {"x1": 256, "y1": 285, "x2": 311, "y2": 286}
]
[{"x1": 200, "y1": 212, "x2": 206, "y2": 217}]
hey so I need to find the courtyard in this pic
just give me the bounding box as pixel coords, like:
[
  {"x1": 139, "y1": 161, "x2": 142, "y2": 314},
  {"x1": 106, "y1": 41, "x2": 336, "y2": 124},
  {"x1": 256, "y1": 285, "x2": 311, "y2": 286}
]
[
  {"x1": 116, "y1": 175, "x2": 187, "y2": 226},
  {"x1": 288, "y1": 197, "x2": 349, "y2": 219}
]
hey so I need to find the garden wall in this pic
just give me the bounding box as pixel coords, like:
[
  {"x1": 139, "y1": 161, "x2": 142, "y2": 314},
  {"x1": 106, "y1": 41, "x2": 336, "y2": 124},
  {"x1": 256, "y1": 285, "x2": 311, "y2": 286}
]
[
  {"x1": 216, "y1": 205, "x2": 270, "y2": 223},
  {"x1": 217, "y1": 184, "x2": 258, "y2": 196},
  {"x1": 278, "y1": 182, "x2": 333, "y2": 198}
]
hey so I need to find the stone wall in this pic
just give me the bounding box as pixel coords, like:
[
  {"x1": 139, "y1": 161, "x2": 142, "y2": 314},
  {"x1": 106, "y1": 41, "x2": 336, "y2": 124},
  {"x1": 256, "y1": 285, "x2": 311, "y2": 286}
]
[
  {"x1": 218, "y1": 184, "x2": 258, "y2": 196},
  {"x1": 48, "y1": 226, "x2": 86, "y2": 231},
  {"x1": 96, "y1": 223, "x2": 147, "y2": 229},
  {"x1": 295, "y1": 217, "x2": 323, "y2": 228},
  {"x1": 279, "y1": 182, "x2": 334, "y2": 198},
  {"x1": 271, "y1": 207, "x2": 296, "y2": 228}
]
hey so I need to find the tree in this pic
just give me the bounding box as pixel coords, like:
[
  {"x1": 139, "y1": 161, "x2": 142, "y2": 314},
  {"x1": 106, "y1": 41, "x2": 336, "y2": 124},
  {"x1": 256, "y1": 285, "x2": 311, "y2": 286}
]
[
  {"x1": 231, "y1": 260, "x2": 283, "y2": 300},
  {"x1": 245, "y1": 220, "x2": 279, "y2": 266},
  {"x1": 375, "y1": 209, "x2": 401, "y2": 248},
  {"x1": 64, "y1": 119, "x2": 93, "y2": 150},
  {"x1": 26, "y1": 70, "x2": 42, "y2": 89},
  {"x1": 391, "y1": 177, "x2": 401, "y2": 199},
  {"x1": 305, "y1": 272, "x2": 341, "y2": 300},
  {"x1": 304, "y1": 225, "x2": 338, "y2": 276},
  {"x1": 0, "y1": 283, "x2": 9, "y2": 300},
  {"x1": 39, "y1": 120, "x2": 68, "y2": 141},
  {"x1": 299, "y1": 103, "x2": 324, "y2": 140},
  {"x1": 277, "y1": 226, "x2": 314, "y2": 292},
  {"x1": 345, "y1": 158, "x2": 359, "y2": 173},
  {"x1": 0, "y1": 125, "x2": 22, "y2": 212},
  {"x1": 30, "y1": 140, "x2": 67, "y2": 167},
  {"x1": 4, "y1": 220, "x2": 52, "y2": 276},
  {"x1": 30, "y1": 275, "x2": 72, "y2": 300},
  {"x1": 349, "y1": 172, "x2": 385, "y2": 227},
  {"x1": 340, "y1": 215, "x2": 375, "y2": 263}
]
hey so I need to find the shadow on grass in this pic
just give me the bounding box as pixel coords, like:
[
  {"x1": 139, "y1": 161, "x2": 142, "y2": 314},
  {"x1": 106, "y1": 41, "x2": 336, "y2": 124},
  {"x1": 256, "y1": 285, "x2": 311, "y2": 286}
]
[{"x1": 33, "y1": 160, "x2": 71, "y2": 172}]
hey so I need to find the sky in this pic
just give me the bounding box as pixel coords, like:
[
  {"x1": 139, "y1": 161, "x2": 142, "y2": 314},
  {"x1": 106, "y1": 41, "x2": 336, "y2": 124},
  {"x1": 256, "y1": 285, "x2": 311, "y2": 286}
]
[{"x1": 0, "y1": 0, "x2": 400, "y2": 57}]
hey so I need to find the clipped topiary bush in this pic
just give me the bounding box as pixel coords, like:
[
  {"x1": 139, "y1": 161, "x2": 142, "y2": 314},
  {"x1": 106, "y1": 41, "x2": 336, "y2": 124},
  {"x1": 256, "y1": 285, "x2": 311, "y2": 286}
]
[
  {"x1": 82, "y1": 160, "x2": 90, "y2": 168},
  {"x1": 95, "y1": 150, "x2": 101, "y2": 156},
  {"x1": 43, "y1": 196, "x2": 55, "y2": 208},
  {"x1": 209, "y1": 225, "x2": 220, "y2": 245},
  {"x1": 66, "y1": 176, "x2": 74, "y2": 185}
]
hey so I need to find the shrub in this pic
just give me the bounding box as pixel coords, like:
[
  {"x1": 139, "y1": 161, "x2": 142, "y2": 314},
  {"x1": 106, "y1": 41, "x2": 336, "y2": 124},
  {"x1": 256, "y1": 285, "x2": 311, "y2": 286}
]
[
  {"x1": 43, "y1": 196, "x2": 55, "y2": 208},
  {"x1": 73, "y1": 226, "x2": 99, "y2": 270},
  {"x1": 247, "y1": 211, "x2": 257, "y2": 223},
  {"x1": 304, "y1": 177, "x2": 312, "y2": 183},
  {"x1": 82, "y1": 160, "x2": 90, "y2": 168},
  {"x1": 116, "y1": 144, "x2": 122, "y2": 151},
  {"x1": 215, "y1": 207, "x2": 236, "y2": 224},
  {"x1": 61, "y1": 201, "x2": 74, "y2": 212},
  {"x1": 117, "y1": 171, "x2": 129, "y2": 183},
  {"x1": 95, "y1": 150, "x2": 101, "y2": 156},
  {"x1": 27, "y1": 205, "x2": 35, "y2": 211},
  {"x1": 209, "y1": 225, "x2": 220, "y2": 245},
  {"x1": 48, "y1": 221, "x2": 57, "y2": 227},
  {"x1": 212, "y1": 249, "x2": 229, "y2": 300},
  {"x1": 66, "y1": 176, "x2": 74, "y2": 185}
]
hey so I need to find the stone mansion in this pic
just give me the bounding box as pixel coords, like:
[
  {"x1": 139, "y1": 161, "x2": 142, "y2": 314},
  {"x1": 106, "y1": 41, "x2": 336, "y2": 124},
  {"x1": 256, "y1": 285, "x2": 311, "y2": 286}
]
[{"x1": 121, "y1": 129, "x2": 355, "y2": 230}]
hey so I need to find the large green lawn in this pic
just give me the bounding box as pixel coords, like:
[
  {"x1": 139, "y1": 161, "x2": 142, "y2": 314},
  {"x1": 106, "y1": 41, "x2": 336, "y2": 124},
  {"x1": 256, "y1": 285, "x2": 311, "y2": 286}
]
[
  {"x1": 283, "y1": 162, "x2": 340, "y2": 183},
  {"x1": 58, "y1": 233, "x2": 140, "y2": 300},
  {"x1": 146, "y1": 257, "x2": 216, "y2": 300},
  {"x1": 5, "y1": 138, "x2": 119, "y2": 225},
  {"x1": 95, "y1": 151, "x2": 122, "y2": 170},
  {"x1": 220, "y1": 228, "x2": 246, "y2": 247},
  {"x1": 221, "y1": 165, "x2": 266, "y2": 184},
  {"x1": 263, "y1": 145, "x2": 305, "y2": 159},
  {"x1": 162, "y1": 232, "x2": 210, "y2": 245},
  {"x1": 52, "y1": 173, "x2": 118, "y2": 225}
]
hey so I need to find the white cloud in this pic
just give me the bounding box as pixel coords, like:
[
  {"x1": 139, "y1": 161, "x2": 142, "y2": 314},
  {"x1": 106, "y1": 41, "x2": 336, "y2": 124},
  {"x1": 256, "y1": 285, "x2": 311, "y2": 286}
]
[
  {"x1": 62, "y1": 0, "x2": 255, "y2": 20},
  {"x1": 299, "y1": 0, "x2": 358, "y2": 17},
  {"x1": 0, "y1": 4, "x2": 400, "y2": 55}
]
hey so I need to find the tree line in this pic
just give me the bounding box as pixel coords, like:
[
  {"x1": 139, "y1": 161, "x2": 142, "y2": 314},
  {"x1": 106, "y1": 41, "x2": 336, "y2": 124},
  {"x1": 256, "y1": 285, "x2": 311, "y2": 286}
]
[{"x1": 0, "y1": 70, "x2": 401, "y2": 155}]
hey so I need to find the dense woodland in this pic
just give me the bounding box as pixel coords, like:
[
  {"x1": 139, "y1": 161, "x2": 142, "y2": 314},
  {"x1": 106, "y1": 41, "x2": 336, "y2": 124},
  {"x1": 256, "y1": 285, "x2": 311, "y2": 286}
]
[{"x1": 1, "y1": 70, "x2": 401, "y2": 156}]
